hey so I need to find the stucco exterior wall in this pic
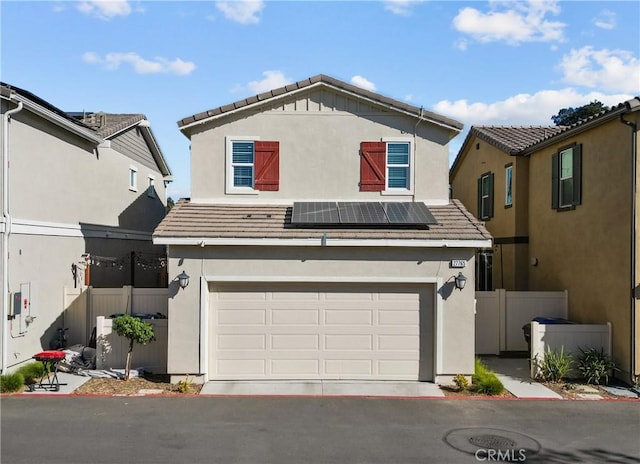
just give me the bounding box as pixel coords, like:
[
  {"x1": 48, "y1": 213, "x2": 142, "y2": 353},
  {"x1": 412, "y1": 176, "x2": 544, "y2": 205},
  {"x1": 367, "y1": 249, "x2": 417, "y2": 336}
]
[
  {"x1": 450, "y1": 136, "x2": 529, "y2": 290},
  {"x1": 165, "y1": 245, "x2": 476, "y2": 381},
  {"x1": 8, "y1": 111, "x2": 167, "y2": 231},
  {"x1": 528, "y1": 118, "x2": 634, "y2": 379},
  {"x1": 188, "y1": 89, "x2": 454, "y2": 204}
]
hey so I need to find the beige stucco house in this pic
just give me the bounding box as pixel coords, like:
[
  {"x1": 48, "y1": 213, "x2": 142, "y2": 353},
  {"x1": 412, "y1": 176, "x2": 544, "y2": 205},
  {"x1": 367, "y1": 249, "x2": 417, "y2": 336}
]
[
  {"x1": 0, "y1": 83, "x2": 172, "y2": 374},
  {"x1": 450, "y1": 98, "x2": 640, "y2": 384},
  {"x1": 154, "y1": 75, "x2": 491, "y2": 384}
]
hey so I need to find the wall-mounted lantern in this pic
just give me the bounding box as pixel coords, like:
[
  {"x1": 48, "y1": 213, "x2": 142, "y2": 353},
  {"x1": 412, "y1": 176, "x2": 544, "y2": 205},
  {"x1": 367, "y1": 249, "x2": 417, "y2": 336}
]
[
  {"x1": 176, "y1": 271, "x2": 190, "y2": 290},
  {"x1": 454, "y1": 272, "x2": 467, "y2": 291}
]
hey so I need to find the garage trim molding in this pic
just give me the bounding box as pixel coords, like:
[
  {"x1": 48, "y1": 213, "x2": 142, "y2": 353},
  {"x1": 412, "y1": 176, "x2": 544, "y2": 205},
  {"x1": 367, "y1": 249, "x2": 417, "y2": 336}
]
[
  {"x1": 155, "y1": 237, "x2": 492, "y2": 248},
  {"x1": 198, "y1": 275, "x2": 444, "y2": 381}
]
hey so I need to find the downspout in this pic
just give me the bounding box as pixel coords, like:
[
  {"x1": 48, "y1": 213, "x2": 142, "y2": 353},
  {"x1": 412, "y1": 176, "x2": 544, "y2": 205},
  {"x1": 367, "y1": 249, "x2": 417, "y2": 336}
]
[
  {"x1": 1, "y1": 96, "x2": 23, "y2": 374},
  {"x1": 413, "y1": 107, "x2": 423, "y2": 202},
  {"x1": 620, "y1": 110, "x2": 638, "y2": 381}
]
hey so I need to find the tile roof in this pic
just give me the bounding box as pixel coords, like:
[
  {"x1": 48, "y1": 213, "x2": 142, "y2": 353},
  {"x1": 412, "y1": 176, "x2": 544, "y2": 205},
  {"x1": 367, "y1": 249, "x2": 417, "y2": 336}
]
[
  {"x1": 471, "y1": 126, "x2": 566, "y2": 155},
  {"x1": 177, "y1": 74, "x2": 463, "y2": 131},
  {"x1": 78, "y1": 113, "x2": 147, "y2": 138},
  {"x1": 153, "y1": 199, "x2": 492, "y2": 243}
]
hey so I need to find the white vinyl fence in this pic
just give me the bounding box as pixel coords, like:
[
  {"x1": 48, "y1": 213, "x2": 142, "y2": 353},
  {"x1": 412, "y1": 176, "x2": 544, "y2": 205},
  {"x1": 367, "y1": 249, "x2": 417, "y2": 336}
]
[
  {"x1": 96, "y1": 316, "x2": 168, "y2": 373},
  {"x1": 63, "y1": 286, "x2": 168, "y2": 346},
  {"x1": 530, "y1": 321, "x2": 611, "y2": 379},
  {"x1": 475, "y1": 289, "x2": 568, "y2": 354}
]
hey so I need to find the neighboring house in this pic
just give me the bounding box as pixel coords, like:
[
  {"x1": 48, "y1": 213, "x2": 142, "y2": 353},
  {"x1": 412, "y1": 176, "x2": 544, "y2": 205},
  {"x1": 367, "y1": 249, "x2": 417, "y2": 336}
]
[
  {"x1": 450, "y1": 98, "x2": 640, "y2": 384},
  {"x1": 154, "y1": 74, "x2": 491, "y2": 384},
  {"x1": 0, "y1": 83, "x2": 172, "y2": 374}
]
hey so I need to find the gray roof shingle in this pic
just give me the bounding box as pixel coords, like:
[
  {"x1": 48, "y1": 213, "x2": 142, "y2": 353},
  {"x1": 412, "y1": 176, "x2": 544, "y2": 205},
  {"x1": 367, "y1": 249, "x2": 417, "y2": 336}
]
[
  {"x1": 154, "y1": 199, "x2": 492, "y2": 243},
  {"x1": 471, "y1": 126, "x2": 566, "y2": 154},
  {"x1": 177, "y1": 74, "x2": 463, "y2": 131},
  {"x1": 79, "y1": 113, "x2": 147, "y2": 138}
]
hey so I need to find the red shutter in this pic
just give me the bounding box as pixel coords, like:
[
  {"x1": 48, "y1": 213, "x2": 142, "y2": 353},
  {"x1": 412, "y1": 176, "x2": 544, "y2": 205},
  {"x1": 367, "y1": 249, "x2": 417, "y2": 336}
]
[
  {"x1": 360, "y1": 141, "x2": 386, "y2": 191},
  {"x1": 254, "y1": 141, "x2": 279, "y2": 191}
]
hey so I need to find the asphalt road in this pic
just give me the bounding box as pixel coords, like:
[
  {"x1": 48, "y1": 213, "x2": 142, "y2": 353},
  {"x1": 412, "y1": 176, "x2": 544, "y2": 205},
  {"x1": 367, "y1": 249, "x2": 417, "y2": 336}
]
[{"x1": 1, "y1": 396, "x2": 639, "y2": 464}]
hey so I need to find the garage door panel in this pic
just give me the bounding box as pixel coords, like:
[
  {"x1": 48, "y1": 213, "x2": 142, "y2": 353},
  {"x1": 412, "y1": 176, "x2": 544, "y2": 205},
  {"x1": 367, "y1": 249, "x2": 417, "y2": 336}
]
[
  {"x1": 209, "y1": 284, "x2": 430, "y2": 380},
  {"x1": 271, "y1": 309, "x2": 319, "y2": 325},
  {"x1": 218, "y1": 309, "x2": 266, "y2": 325},
  {"x1": 271, "y1": 334, "x2": 319, "y2": 350},
  {"x1": 324, "y1": 334, "x2": 373, "y2": 350},
  {"x1": 324, "y1": 309, "x2": 373, "y2": 325}
]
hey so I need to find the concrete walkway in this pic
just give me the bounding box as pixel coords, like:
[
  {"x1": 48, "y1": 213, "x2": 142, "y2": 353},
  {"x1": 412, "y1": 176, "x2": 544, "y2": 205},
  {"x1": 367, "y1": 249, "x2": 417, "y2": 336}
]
[
  {"x1": 22, "y1": 372, "x2": 91, "y2": 395},
  {"x1": 480, "y1": 356, "x2": 563, "y2": 399},
  {"x1": 200, "y1": 380, "x2": 445, "y2": 397}
]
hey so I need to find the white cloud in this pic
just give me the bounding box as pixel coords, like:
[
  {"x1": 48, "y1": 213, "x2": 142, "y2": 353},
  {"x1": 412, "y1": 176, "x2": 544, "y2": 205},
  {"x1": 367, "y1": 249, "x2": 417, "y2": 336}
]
[
  {"x1": 558, "y1": 47, "x2": 640, "y2": 94},
  {"x1": 246, "y1": 71, "x2": 292, "y2": 94},
  {"x1": 434, "y1": 88, "x2": 633, "y2": 128},
  {"x1": 453, "y1": 1, "x2": 565, "y2": 45},
  {"x1": 351, "y1": 75, "x2": 376, "y2": 92},
  {"x1": 83, "y1": 52, "x2": 196, "y2": 76},
  {"x1": 384, "y1": 0, "x2": 423, "y2": 16},
  {"x1": 593, "y1": 9, "x2": 616, "y2": 30},
  {"x1": 216, "y1": 1, "x2": 264, "y2": 24},
  {"x1": 76, "y1": 0, "x2": 132, "y2": 20},
  {"x1": 454, "y1": 38, "x2": 468, "y2": 51}
]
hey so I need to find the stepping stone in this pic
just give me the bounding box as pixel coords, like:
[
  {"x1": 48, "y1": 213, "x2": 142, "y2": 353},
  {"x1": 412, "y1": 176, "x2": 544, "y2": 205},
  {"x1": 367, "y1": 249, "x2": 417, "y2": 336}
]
[
  {"x1": 576, "y1": 385, "x2": 599, "y2": 393},
  {"x1": 576, "y1": 393, "x2": 603, "y2": 400},
  {"x1": 138, "y1": 389, "x2": 164, "y2": 395},
  {"x1": 601, "y1": 386, "x2": 639, "y2": 398}
]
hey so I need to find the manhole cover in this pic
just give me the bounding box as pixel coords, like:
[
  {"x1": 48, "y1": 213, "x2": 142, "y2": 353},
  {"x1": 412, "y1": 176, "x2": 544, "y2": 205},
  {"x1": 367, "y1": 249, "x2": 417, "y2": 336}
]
[
  {"x1": 444, "y1": 427, "x2": 541, "y2": 458},
  {"x1": 469, "y1": 434, "x2": 517, "y2": 450}
]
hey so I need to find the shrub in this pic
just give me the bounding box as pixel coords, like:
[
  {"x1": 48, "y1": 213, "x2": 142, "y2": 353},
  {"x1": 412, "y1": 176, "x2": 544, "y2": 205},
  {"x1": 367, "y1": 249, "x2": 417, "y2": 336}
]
[
  {"x1": 0, "y1": 372, "x2": 24, "y2": 393},
  {"x1": 578, "y1": 347, "x2": 616, "y2": 385},
  {"x1": 176, "y1": 376, "x2": 194, "y2": 394},
  {"x1": 453, "y1": 373, "x2": 469, "y2": 391},
  {"x1": 112, "y1": 315, "x2": 155, "y2": 380},
  {"x1": 533, "y1": 346, "x2": 573, "y2": 382},
  {"x1": 472, "y1": 358, "x2": 505, "y2": 395},
  {"x1": 17, "y1": 362, "x2": 45, "y2": 385}
]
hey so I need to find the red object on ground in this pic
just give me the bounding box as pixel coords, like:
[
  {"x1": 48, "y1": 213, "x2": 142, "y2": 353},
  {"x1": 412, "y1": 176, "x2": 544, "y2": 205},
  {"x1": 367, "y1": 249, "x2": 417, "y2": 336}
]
[{"x1": 31, "y1": 350, "x2": 67, "y2": 392}]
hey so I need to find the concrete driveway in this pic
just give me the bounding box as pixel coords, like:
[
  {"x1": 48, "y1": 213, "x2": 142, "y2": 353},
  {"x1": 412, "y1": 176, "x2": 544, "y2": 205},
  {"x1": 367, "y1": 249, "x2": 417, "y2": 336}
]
[{"x1": 2, "y1": 396, "x2": 638, "y2": 464}]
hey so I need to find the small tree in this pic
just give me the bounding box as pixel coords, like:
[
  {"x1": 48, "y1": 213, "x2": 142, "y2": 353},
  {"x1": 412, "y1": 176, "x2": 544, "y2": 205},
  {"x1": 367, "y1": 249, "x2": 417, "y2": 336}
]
[
  {"x1": 551, "y1": 100, "x2": 609, "y2": 126},
  {"x1": 112, "y1": 315, "x2": 155, "y2": 380}
]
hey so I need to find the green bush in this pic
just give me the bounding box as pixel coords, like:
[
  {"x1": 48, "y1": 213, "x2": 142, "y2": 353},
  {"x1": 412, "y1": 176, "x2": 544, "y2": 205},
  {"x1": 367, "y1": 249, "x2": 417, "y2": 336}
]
[
  {"x1": 112, "y1": 314, "x2": 155, "y2": 380},
  {"x1": 16, "y1": 361, "x2": 45, "y2": 384},
  {"x1": 453, "y1": 373, "x2": 469, "y2": 390},
  {"x1": 472, "y1": 358, "x2": 505, "y2": 395},
  {"x1": 0, "y1": 372, "x2": 24, "y2": 393},
  {"x1": 578, "y1": 347, "x2": 616, "y2": 385},
  {"x1": 533, "y1": 346, "x2": 573, "y2": 382}
]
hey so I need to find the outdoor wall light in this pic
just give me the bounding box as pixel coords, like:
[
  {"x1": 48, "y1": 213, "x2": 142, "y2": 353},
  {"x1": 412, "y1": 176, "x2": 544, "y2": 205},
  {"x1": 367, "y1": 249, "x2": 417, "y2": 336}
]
[
  {"x1": 454, "y1": 272, "x2": 467, "y2": 291},
  {"x1": 177, "y1": 271, "x2": 190, "y2": 289}
]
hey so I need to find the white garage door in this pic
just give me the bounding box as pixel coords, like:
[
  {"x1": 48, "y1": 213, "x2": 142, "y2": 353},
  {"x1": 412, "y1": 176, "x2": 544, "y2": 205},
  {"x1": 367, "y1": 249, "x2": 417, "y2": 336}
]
[{"x1": 208, "y1": 284, "x2": 429, "y2": 380}]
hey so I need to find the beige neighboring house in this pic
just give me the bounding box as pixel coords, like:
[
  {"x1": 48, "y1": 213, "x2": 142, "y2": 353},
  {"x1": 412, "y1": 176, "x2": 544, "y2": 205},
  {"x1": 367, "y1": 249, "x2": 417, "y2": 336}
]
[
  {"x1": 154, "y1": 74, "x2": 491, "y2": 384},
  {"x1": 450, "y1": 98, "x2": 640, "y2": 384},
  {"x1": 0, "y1": 83, "x2": 172, "y2": 374}
]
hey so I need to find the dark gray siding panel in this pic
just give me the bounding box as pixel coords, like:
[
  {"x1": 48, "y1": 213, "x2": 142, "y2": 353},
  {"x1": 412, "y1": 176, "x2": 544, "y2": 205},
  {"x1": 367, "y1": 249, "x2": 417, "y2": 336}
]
[{"x1": 111, "y1": 128, "x2": 157, "y2": 171}]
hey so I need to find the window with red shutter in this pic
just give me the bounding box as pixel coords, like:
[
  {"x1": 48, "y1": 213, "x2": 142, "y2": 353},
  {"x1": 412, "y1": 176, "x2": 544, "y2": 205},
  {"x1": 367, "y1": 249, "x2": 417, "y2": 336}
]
[
  {"x1": 360, "y1": 141, "x2": 386, "y2": 191},
  {"x1": 254, "y1": 141, "x2": 280, "y2": 191}
]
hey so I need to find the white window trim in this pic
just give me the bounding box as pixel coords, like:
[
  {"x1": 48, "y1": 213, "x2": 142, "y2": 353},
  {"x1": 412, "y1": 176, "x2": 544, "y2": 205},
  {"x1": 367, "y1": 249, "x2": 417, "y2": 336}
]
[
  {"x1": 147, "y1": 175, "x2": 156, "y2": 198},
  {"x1": 505, "y1": 165, "x2": 513, "y2": 206},
  {"x1": 129, "y1": 165, "x2": 138, "y2": 192},
  {"x1": 559, "y1": 148, "x2": 573, "y2": 208},
  {"x1": 381, "y1": 137, "x2": 414, "y2": 195},
  {"x1": 225, "y1": 136, "x2": 260, "y2": 195},
  {"x1": 480, "y1": 173, "x2": 491, "y2": 219}
]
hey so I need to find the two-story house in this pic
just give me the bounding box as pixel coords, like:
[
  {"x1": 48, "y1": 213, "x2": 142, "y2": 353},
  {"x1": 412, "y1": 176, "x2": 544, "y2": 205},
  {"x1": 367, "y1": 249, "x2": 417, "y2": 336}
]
[
  {"x1": 153, "y1": 75, "x2": 491, "y2": 385},
  {"x1": 0, "y1": 83, "x2": 171, "y2": 374},
  {"x1": 450, "y1": 98, "x2": 640, "y2": 384}
]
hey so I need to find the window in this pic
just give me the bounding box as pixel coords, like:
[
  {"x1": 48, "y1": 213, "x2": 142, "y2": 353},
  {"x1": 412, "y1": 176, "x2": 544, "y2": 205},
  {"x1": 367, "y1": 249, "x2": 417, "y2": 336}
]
[
  {"x1": 386, "y1": 142, "x2": 410, "y2": 190},
  {"x1": 232, "y1": 141, "x2": 255, "y2": 188},
  {"x1": 226, "y1": 138, "x2": 280, "y2": 194},
  {"x1": 505, "y1": 164, "x2": 513, "y2": 207},
  {"x1": 147, "y1": 175, "x2": 156, "y2": 198},
  {"x1": 476, "y1": 250, "x2": 493, "y2": 291},
  {"x1": 129, "y1": 166, "x2": 138, "y2": 191},
  {"x1": 477, "y1": 172, "x2": 494, "y2": 220},
  {"x1": 359, "y1": 140, "x2": 412, "y2": 193},
  {"x1": 552, "y1": 144, "x2": 582, "y2": 209}
]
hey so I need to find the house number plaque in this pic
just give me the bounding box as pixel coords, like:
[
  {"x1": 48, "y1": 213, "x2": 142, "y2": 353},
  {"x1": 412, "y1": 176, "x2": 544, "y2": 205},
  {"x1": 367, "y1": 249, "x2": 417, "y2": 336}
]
[{"x1": 450, "y1": 260, "x2": 466, "y2": 269}]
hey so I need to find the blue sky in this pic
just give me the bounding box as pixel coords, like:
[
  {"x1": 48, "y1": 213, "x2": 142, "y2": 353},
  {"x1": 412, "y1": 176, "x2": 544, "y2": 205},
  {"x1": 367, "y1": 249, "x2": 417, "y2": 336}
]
[{"x1": 2, "y1": 0, "x2": 638, "y2": 200}]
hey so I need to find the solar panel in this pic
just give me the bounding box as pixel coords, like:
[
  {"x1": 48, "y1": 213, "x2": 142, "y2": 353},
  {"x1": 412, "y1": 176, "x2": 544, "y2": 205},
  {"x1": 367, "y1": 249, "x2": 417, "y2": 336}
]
[
  {"x1": 383, "y1": 202, "x2": 437, "y2": 225},
  {"x1": 291, "y1": 201, "x2": 436, "y2": 227},
  {"x1": 338, "y1": 202, "x2": 387, "y2": 224},
  {"x1": 291, "y1": 202, "x2": 339, "y2": 224}
]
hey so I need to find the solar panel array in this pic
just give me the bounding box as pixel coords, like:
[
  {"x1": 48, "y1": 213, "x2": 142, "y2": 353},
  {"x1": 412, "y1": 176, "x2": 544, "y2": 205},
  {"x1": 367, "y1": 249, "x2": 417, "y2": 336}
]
[{"x1": 291, "y1": 202, "x2": 437, "y2": 227}]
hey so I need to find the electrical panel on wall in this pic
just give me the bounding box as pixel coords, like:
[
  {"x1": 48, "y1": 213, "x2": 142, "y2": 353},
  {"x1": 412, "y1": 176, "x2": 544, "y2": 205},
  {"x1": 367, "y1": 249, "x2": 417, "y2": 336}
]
[{"x1": 19, "y1": 283, "x2": 32, "y2": 334}]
